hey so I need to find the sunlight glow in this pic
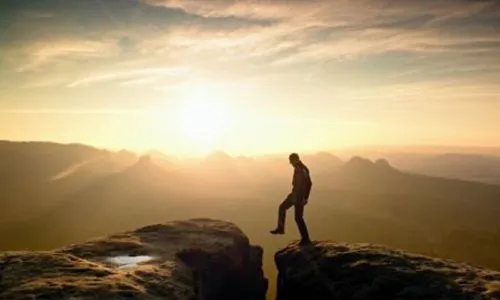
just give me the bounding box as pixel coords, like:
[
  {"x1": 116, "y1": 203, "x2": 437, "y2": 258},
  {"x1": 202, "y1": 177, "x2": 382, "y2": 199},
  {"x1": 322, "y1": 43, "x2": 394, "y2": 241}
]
[{"x1": 173, "y1": 81, "x2": 231, "y2": 152}]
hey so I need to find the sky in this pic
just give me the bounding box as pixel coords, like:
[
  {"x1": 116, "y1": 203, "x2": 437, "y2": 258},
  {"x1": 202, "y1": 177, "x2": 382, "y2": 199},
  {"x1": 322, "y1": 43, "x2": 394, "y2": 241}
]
[{"x1": 1, "y1": 0, "x2": 499, "y2": 155}]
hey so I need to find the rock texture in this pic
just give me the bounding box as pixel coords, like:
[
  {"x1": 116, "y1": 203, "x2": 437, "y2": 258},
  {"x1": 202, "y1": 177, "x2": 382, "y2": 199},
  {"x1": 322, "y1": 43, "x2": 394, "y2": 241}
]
[
  {"x1": 275, "y1": 241, "x2": 500, "y2": 300},
  {"x1": 0, "y1": 219, "x2": 267, "y2": 300}
]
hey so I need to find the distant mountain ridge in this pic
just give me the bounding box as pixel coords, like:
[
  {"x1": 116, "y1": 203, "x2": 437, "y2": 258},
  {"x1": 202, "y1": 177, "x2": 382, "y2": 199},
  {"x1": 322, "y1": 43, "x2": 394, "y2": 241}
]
[
  {"x1": 1, "y1": 140, "x2": 500, "y2": 278},
  {"x1": 399, "y1": 153, "x2": 500, "y2": 185}
]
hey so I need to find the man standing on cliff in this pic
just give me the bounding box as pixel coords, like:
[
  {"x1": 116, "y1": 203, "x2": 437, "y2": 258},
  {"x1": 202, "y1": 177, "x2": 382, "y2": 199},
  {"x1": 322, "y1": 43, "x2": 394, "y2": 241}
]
[{"x1": 270, "y1": 153, "x2": 312, "y2": 245}]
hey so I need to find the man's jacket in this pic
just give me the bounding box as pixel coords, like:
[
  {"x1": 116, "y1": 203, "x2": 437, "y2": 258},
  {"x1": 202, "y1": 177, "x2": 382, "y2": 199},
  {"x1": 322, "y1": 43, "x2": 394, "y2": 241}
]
[{"x1": 292, "y1": 161, "x2": 312, "y2": 200}]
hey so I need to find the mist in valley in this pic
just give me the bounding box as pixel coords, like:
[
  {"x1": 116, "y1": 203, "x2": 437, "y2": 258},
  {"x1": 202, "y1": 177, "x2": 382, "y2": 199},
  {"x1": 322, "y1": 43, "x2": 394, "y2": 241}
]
[{"x1": 2, "y1": 141, "x2": 500, "y2": 298}]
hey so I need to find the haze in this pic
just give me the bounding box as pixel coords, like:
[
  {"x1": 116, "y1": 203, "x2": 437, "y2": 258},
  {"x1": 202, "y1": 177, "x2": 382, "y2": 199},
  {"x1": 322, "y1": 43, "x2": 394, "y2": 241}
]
[
  {"x1": 1, "y1": 141, "x2": 500, "y2": 299},
  {"x1": 1, "y1": 0, "x2": 500, "y2": 155}
]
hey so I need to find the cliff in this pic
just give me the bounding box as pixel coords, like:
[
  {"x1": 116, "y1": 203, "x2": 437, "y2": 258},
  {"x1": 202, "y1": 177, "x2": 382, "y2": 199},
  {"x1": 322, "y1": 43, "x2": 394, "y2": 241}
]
[
  {"x1": 3, "y1": 221, "x2": 500, "y2": 300},
  {"x1": 0, "y1": 219, "x2": 268, "y2": 300},
  {"x1": 275, "y1": 241, "x2": 500, "y2": 300}
]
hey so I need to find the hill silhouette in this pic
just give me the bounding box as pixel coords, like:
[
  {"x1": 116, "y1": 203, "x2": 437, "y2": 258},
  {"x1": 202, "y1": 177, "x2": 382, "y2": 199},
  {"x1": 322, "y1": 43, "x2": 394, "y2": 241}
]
[{"x1": 358, "y1": 151, "x2": 500, "y2": 185}]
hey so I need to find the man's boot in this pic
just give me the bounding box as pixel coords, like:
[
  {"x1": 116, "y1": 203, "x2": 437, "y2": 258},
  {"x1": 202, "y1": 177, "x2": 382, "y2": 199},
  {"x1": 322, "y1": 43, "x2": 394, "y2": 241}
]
[
  {"x1": 270, "y1": 228, "x2": 285, "y2": 235},
  {"x1": 299, "y1": 238, "x2": 312, "y2": 246}
]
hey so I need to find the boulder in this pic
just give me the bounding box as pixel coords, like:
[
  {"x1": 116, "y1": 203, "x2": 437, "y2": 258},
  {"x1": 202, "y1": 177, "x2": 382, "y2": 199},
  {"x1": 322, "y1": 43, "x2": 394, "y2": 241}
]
[
  {"x1": 275, "y1": 241, "x2": 500, "y2": 300},
  {"x1": 0, "y1": 219, "x2": 268, "y2": 300}
]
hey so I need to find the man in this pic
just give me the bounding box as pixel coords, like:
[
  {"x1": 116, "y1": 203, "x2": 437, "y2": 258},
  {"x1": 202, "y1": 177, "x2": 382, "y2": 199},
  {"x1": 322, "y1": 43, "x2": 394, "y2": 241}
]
[{"x1": 270, "y1": 153, "x2": 312, "y2": 245}]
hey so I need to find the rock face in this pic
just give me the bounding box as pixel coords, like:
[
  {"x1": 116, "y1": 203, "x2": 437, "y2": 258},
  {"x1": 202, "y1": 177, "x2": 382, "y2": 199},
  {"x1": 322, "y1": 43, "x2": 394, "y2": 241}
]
[
  {"x1": 0, "y1": 219, "x2": 268, "y2": 300},
  {"x1": 275, "y1": 241, "x2": 500, "y2": 300}
]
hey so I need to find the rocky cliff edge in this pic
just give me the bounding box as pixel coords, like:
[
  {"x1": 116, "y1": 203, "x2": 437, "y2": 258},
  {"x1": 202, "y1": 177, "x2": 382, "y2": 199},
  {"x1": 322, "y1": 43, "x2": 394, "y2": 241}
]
[
  {"x1": 0, "y1": 219, "x2": 268, "y2": 300},
  {"x1": 275, "y1": 241, "x2": 500, "y2": 300}
]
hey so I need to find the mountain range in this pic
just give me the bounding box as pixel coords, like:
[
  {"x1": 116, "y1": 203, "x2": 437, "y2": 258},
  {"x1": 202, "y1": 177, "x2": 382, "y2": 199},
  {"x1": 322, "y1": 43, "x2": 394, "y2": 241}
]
[{"x1": 1, "y1": 140, "x2": 500, "y2": 299}]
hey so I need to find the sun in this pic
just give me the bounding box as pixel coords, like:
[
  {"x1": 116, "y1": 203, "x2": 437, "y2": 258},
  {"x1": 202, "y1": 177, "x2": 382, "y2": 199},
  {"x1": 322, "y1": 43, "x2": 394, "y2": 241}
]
[
  {"x1": 173, "y1": 81, "x2": 231, "y2": 151},
  {"x1": 179, "y1": 100, "x2": 226, "y2": 144}
]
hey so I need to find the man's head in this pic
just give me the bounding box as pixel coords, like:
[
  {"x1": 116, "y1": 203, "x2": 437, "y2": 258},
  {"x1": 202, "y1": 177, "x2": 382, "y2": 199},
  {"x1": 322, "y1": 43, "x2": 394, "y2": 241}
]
[{"x1": 289, "y1": 153, "x2": 300, "y2": 166}]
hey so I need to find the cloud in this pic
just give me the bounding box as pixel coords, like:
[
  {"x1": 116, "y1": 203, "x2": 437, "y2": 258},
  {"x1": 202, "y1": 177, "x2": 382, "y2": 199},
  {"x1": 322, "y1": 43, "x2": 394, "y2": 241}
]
[
  {"x1": 153, "y1": 21, "x2": 302, "y2": 58},
  {"x1": 272, "y1": 27, "x2": 500, "y2": 65},
  {"x1": 143, "y1": 0, "x2": 499, "y2": 24},
  {"x1": 20, "y1": 10, "x2": 54, "y2": 19},
  {"x1": 0, "y1": 109, "x2": 151, "y2": 115},
  {"x1": 138, "y1": 0, "x2": 500, "y2": 66},
  {"x1": 142, "y1": 0, "x2": 320, "y2": 20},
  {"x1": 2, "y1": 0, "x2": 499, "y2": 90},
  {"x1": 17, "y1": 40, "x2": 119, "y2": 72},
  {"x1": 22, "y1": 76, "x2": 71, "y2": 89},
  {"x1": 67, "y1": 67, "x2": 191, "y2": 87},
  {"x1": 346, "y1": 79, "x2": 500, "y2": 103}
]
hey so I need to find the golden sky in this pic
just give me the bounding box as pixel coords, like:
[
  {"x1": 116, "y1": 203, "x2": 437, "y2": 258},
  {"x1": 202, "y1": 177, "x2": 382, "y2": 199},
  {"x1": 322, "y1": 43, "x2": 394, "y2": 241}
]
[{"x1": 1, "y1": 0, "x2": 500, "y2": 155}]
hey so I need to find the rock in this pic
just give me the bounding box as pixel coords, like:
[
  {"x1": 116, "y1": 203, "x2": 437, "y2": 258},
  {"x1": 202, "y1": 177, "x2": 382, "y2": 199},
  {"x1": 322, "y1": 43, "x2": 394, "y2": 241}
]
[
  {"x1": 343, "y1": 156, "x2": 374, "y2": 172},
  {"x1": 275, "y1": 241, "x2": 500, "y2": 300},
  {"x1": 0, "y1": 219, "x2": 268, "y2": 300},
  {"x1": 374, "y1": 159, "x2": 392, "y2": 170},
  {"x1": 342, "y1": 157, "x2": 396, "y2": 175}
]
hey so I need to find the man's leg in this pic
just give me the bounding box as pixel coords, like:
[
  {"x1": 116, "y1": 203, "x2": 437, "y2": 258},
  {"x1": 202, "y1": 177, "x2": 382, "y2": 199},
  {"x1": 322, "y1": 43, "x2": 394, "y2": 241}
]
[
  {"x1": 294, "y1": 201, "x2": 311, "y2": 244},
  {"x1": 270, "y1": 194, "x2": 294, "y2": 234}
]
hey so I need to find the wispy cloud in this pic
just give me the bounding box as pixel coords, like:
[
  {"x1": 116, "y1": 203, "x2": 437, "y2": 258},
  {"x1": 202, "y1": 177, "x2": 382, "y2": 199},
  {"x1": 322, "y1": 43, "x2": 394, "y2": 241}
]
[
  {"x1": 143, "y1": 0, "x2": 499, "y2": 24},
  {"x1": 140, "y1": 0, "x2": 500, "y2": 66},
  {"x1": 0, "y1": 109, "x2": 151, "y2": 115},
  {"x1": 67, "y1": 67, "x2": 191, "y2": 88},
  {"x1": 17, "y1": 40, "x2": 118, "y2": 72},
  {"x1": 272, "y1": 28, "x2": 500, "y2": 65},
  {"x1": 142, "y1": 0, "x2": 319, "y2": 20},
  {"x1": 336, "y1": 79, "x2": 500, "y2": 104},
  {"x1": 20, "y1": 10, "x2": 54, "y2": 19},
  {"x1": 2, "y1": 0, "x2": 500, "y2": 90},
  {"x1": 22, "y1": 76, "x2": 71, "y2": 89}
]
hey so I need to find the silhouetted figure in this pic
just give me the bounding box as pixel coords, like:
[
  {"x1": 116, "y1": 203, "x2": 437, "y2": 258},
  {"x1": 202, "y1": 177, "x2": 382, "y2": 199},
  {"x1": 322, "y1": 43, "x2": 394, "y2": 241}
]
[{"x1": 270, "y1": 153, "x2": 312, "y2": 245}]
